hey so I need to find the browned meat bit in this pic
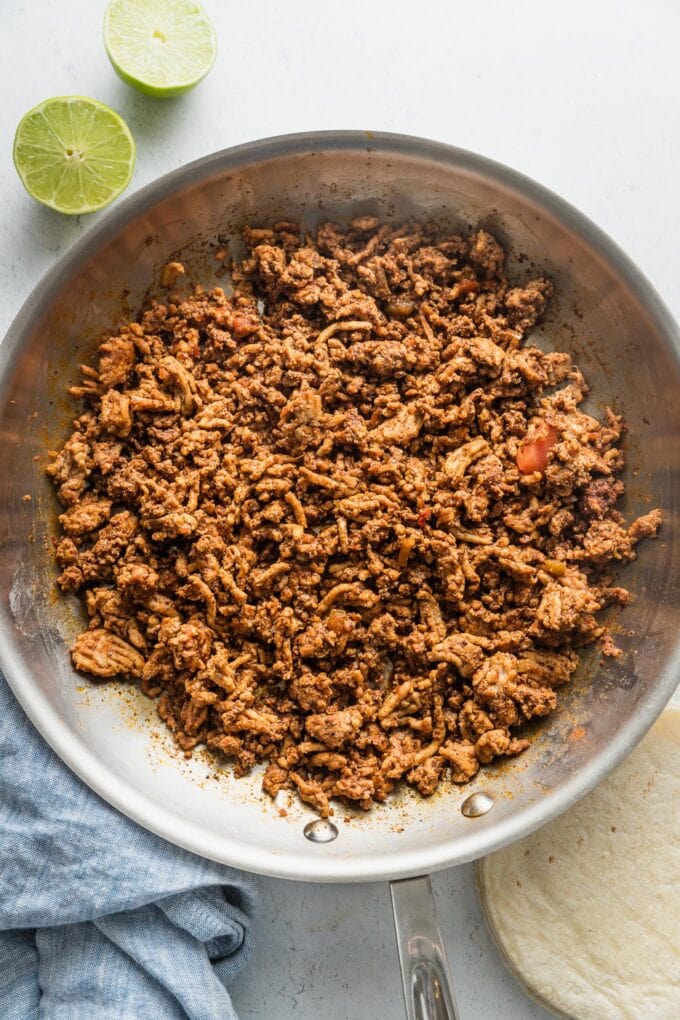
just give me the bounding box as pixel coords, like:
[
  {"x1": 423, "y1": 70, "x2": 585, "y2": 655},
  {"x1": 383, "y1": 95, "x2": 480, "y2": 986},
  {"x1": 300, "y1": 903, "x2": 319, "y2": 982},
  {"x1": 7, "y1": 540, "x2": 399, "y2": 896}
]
[
  {"x1": 47, "y1": 218, "x2": 662, "y2": 816},
  {"x1": 71, "y1": 629, "x2": 144, "y2": 678},
  {"x1": 262, "y1": 763, "x2": 290, "y2": 798},
  {"x1": 505, "y1": 278, "x2": 553, "y2": 331},
  {"x1": 99, "y1": 390, "x2": 132, "y2": 437},
  {"x1": 408, "y1": 757, "x2": 444, "y2": 796},
  {"x1": 469, "y1": 230, "x2": 505, "y2": 278},
  {"x1": 475, "y1": 729, "x2": 512, "y2": 764},
  {"x1": 580, "y1": 477, "x2": 624, "y2": 519},
  {"x1": 59, "y1": 496, "x2": 111, "y2": 536},
  {"x1": 161, "y1": 261, "x2": 185, "y2": 288},
  {"x1": 440, "y1": 741, "x2": 480, "y2": 783},
  {"x1": 306, "y1": 708, "x2": 363, "y2": 749},
  {"x1": 46, "y1": 434, "x2": 91, "y2": 506},
  {"x1": 627, "y1": 508, "x2": 663, "y2": 543},
  {"x1": 98, "y1": 335, "x2": 136, "y2": 388}
]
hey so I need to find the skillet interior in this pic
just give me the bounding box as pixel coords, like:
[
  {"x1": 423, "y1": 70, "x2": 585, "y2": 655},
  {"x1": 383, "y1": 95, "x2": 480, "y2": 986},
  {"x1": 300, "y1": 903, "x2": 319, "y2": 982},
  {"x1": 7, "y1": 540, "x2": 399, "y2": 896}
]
[{"x1": 0, "y1": 133, "x2": 678, "y2": 881}]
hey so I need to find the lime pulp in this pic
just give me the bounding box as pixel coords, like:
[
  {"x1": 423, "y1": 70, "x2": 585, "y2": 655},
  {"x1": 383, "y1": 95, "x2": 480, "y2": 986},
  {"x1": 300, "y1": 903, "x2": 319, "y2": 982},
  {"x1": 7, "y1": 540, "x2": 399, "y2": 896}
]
[
  {"x1": 104, "y1": 0, "x2": 217, "y2": 98},
  {"x1": 13, "y1": 96, "x2": 136, "y2": 215}
]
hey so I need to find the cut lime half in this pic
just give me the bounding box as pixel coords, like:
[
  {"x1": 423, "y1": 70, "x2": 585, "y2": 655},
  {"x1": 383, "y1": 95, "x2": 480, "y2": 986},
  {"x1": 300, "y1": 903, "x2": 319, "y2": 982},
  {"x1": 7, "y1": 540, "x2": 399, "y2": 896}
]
[
  {"x1": 13, "y1": 96, "x2": 136, "y2": 215},
  {"x1": 104, "y1": 0, "x2": 217, "y2": 98}
]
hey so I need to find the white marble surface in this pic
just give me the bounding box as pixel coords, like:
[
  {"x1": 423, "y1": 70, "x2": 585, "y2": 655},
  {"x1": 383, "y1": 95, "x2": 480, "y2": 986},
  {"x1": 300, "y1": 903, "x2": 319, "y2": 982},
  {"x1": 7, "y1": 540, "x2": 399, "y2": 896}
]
[{"x1": 1, "y1": 2, "x2": 678, "y2": 1017}]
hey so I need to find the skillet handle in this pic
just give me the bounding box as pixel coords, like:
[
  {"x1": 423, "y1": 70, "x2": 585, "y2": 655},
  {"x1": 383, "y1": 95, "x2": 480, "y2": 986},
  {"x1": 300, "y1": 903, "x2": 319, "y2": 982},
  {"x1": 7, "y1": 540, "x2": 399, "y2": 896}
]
[{"x1": 390, "y1": 875, "x2": 460, "y2": 1020}]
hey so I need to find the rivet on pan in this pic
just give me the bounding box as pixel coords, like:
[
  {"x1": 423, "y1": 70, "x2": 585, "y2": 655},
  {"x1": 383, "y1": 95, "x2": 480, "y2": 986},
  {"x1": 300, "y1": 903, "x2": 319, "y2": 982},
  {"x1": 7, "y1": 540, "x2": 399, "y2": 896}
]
[
  {"x1": 303, "y1": 819, "x2": 339, "y2": 843},
  {"x1": 460, "y1": 792, "x2": 494, "y2": 818}
]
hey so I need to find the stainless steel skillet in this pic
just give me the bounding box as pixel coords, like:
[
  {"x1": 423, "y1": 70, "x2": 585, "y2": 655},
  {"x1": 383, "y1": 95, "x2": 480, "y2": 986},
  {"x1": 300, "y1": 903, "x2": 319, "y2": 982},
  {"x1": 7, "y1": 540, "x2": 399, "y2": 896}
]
[{"x1": 1, "y1": 132, "x2": 678, "y2": 1019}]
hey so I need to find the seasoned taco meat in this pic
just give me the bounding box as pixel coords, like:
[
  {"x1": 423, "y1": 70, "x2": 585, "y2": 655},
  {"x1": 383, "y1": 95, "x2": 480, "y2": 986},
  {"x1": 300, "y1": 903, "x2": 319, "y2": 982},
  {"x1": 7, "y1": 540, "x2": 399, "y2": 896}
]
[{"x1": 47, "y1": 218, "x2": 662, "y2": 816}]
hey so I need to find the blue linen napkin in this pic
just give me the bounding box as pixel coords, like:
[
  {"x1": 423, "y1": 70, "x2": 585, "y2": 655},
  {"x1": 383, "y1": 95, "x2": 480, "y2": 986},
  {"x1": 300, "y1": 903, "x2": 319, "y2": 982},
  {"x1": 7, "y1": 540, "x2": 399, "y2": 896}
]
[{"x1": 0, "y1": 675, "x2": 257, "y2": 1020}]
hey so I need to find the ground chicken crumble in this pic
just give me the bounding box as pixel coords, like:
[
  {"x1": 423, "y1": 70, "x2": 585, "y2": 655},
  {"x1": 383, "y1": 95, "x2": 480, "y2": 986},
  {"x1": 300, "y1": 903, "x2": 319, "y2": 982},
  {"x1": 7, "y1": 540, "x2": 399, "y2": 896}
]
[{"x1": 47, "y1": 218, "x2": 662, "y2": 816}]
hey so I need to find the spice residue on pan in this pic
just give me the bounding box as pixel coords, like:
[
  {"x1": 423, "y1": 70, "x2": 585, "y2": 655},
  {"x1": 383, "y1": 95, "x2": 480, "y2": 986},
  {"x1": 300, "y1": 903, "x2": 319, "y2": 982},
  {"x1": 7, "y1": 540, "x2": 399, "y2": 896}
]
[{"x1": 46, "y1": 218, "x2": 661, "y2": 816}]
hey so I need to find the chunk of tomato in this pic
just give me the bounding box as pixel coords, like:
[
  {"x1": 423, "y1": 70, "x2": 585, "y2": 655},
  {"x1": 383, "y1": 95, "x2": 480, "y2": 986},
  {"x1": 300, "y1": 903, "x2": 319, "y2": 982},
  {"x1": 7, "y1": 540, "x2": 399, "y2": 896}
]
[{"x1": 516, "y1": 423, "x2": 557, "y2": 474}]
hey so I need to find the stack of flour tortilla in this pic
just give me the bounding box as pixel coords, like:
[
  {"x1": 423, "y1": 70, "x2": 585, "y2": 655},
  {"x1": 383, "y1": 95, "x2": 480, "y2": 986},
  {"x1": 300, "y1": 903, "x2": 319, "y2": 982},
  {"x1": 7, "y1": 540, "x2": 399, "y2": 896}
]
[{"x1": 477, "y1": 708, "x2": 680, "y2": 1019}]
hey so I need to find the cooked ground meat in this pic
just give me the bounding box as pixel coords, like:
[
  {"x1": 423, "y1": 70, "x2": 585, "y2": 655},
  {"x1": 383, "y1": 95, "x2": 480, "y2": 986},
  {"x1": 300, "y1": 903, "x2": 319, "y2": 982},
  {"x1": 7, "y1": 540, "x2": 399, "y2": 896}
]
[{"x1": 47, "y1": 218, "x2": 662, "y2": 817}]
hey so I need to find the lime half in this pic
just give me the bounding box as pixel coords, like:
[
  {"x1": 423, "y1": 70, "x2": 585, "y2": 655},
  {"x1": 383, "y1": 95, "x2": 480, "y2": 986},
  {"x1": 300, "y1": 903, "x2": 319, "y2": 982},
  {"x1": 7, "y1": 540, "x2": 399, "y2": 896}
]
[
  {"x1": 13, "y1": 96, "x2": 136, "y2": 215},
  {"x1": 104, "y1": 0, "x2": 217, "y2": 98}
]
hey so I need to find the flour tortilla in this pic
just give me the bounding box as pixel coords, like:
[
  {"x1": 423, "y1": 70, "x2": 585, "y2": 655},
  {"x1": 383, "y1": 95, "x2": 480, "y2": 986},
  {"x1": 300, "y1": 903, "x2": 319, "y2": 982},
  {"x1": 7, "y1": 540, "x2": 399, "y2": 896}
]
[{"x1": 476, "y1": 708, "x2": 680, "y2": 1020}]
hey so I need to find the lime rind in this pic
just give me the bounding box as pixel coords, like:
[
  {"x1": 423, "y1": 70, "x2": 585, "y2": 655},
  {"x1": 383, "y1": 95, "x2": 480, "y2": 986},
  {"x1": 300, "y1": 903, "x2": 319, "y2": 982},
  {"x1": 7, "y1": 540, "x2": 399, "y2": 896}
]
[
  {"x1": 104, "y1": 0, "x2": 217, "y2": 98},
  {"x1": 13, "y1": 96, "x2": 136, "y2": 215}
]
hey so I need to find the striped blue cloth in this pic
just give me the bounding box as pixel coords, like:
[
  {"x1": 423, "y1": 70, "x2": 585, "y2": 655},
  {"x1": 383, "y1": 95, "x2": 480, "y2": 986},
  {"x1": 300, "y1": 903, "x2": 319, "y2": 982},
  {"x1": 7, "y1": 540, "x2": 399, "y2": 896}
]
[{"x1": 0, "y1": 676, "x2": 257, "y2": 1019}]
